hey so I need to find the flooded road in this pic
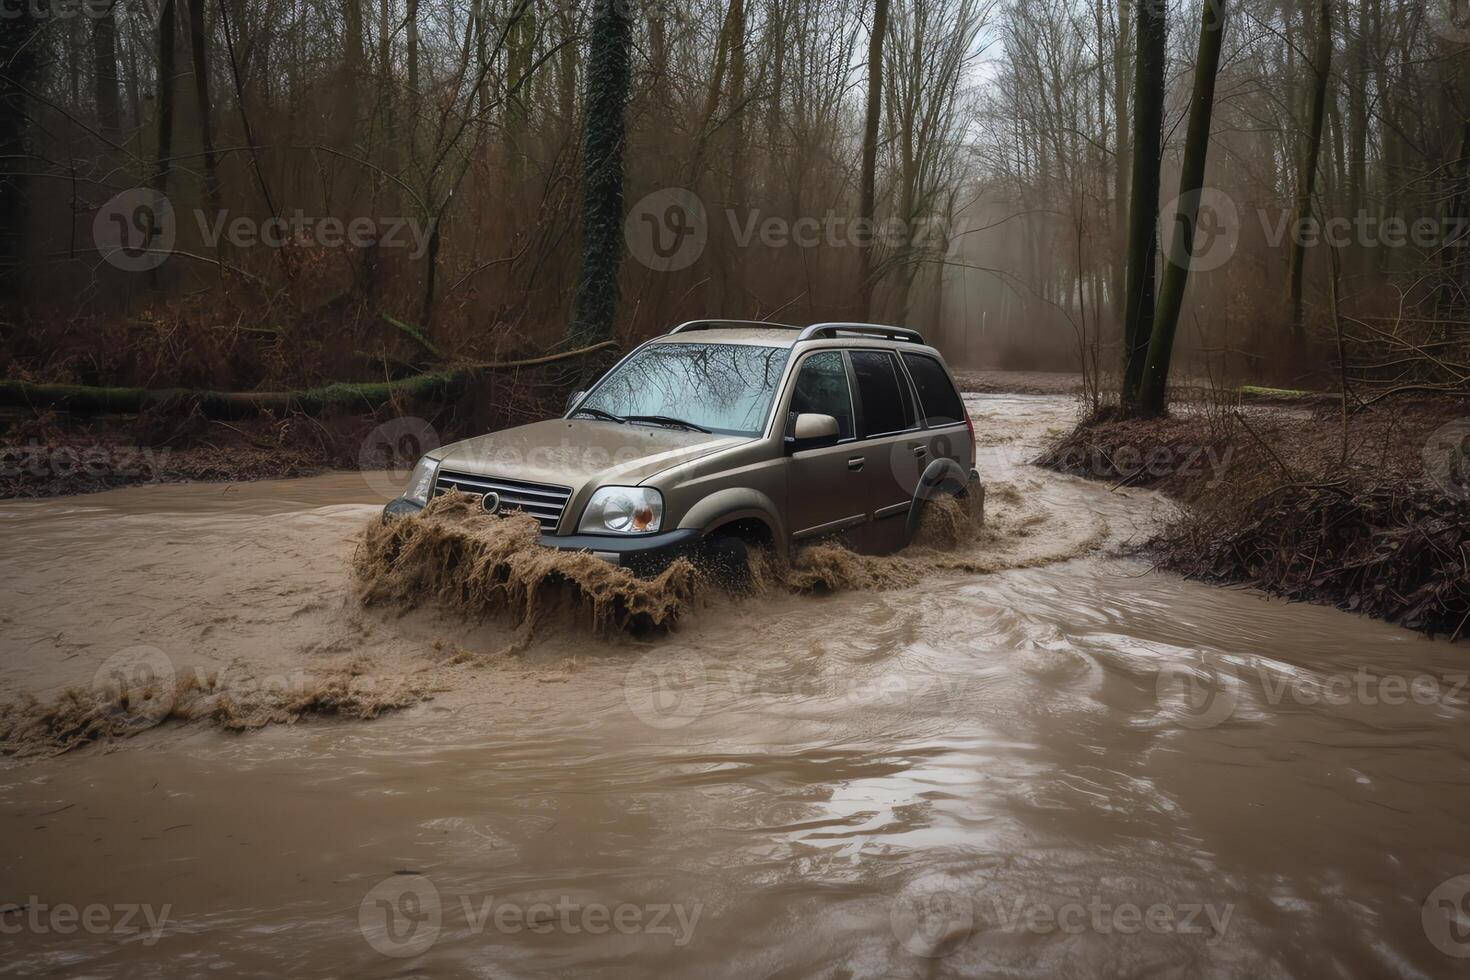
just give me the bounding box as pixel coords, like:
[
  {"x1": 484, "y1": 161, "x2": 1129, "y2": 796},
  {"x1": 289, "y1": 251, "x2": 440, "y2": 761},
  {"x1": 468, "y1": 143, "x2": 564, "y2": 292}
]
[{"x1": 3, "y1": 394, "x2": 1469, "y2": 977}]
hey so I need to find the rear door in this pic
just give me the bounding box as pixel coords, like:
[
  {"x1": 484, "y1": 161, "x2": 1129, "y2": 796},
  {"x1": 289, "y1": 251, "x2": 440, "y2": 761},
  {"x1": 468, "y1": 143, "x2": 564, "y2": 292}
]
[
  {"x1": 783, "y1": 350, "x2": 869, "y2": 546},
  {"x1": 900, "y1": 351, "x2": 972, "y2": 472},
  {"x1": 846, "y1": 348, "x2": 924, "y2": 552}
]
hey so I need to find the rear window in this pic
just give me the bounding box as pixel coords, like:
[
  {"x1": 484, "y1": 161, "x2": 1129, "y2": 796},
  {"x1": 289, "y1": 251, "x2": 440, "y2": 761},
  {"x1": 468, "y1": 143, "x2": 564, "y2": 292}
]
[
  {"x1": 849, "y1": 350, "x2": 917, "y2": 437},
  {"x1": 902, "y1": 353, "x2": 965, "y2": 426}
]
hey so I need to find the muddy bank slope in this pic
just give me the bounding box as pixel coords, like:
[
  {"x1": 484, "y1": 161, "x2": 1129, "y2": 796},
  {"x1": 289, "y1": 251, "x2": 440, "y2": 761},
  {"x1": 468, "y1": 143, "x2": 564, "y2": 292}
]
[{"x1": 1037, "y1": 400, "x2": 1470, "y2": 638}]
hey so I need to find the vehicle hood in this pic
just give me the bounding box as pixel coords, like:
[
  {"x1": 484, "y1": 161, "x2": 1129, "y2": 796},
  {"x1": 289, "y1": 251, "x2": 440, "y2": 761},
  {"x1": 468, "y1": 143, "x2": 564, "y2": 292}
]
[{"x1": 431, "y1": 418, "x2": 747, "y2": 491}]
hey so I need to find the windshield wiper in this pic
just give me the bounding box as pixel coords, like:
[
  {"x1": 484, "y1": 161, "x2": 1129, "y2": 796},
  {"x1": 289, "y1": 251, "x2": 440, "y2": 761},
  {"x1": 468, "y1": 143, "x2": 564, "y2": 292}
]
[
  {"x1": 570, "y1": 407, "x2": 626, "y2": 424},
  {"x1": 624, "y1": 415, "x2": 712, "y2": 433}
]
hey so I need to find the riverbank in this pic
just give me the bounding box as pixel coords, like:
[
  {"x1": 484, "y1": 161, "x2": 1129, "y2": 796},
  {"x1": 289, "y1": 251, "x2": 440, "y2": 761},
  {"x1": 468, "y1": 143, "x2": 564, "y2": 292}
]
[{"x1": 1037, "y1": 397, "x2": 1470, "y2": 638}]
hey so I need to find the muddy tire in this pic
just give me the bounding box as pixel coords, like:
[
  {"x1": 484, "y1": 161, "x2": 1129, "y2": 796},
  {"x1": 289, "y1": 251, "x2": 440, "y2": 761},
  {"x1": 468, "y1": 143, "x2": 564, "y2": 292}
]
[{"x1": 702, "y1": 534, "x2": 753, "y2": 590}]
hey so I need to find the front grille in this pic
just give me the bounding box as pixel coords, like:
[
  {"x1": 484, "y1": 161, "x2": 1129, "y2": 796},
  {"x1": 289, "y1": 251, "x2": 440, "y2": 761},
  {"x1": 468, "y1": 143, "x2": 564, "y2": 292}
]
[{"x1": 433, "y1": 469, "x2": 573, "y2": 532}]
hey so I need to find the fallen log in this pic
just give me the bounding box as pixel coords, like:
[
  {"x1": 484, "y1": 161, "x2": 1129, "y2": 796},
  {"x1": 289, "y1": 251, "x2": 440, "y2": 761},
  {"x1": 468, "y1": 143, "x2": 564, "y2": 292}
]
[{"x1": 0, "y1": 341, "x2": 617, "y2": 420}]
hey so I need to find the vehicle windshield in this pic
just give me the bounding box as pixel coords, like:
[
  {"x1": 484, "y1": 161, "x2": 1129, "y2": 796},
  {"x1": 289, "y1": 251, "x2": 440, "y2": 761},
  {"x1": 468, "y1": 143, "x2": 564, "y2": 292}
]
[{"x1": 573, "y1": 343, "x2": 791, "y2": 436}]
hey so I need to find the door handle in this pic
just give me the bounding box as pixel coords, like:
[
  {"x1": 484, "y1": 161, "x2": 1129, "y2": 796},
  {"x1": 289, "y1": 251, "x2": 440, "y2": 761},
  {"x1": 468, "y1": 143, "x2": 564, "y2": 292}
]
[
  {"x1": 847, "y1": 456, "x2": 865, "y2": 471},
  {"x1": 912, "y1": 445, "x2": 928, "y2": 458}
]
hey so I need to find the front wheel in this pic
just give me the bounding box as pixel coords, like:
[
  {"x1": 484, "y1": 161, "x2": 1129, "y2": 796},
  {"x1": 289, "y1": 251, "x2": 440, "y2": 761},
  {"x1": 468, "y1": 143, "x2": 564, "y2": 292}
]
[{"x1": 700, "y1": 534, "x2": 754, "y2": 590}]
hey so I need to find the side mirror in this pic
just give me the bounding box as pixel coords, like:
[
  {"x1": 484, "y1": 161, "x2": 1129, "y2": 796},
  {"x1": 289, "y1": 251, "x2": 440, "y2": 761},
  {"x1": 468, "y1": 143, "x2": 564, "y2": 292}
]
[
  {"x1": 785, "y1": 413, "x2": 840, "y2": 453},
  {"x1": 565, "y1": 390, "x2": 586, "y2": 415}
]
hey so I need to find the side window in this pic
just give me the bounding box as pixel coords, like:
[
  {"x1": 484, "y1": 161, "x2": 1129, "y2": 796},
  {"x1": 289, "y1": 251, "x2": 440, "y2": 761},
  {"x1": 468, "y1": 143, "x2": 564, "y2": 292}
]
[
  {"x1": 902, "y1": 353, "x2": 966, "y2": 426},
  {"x1": 849, "y1": 350, "x2": 917, "y2": 437},
  {"x1": 789, "y1": 351, "x2": 854, "y2": 439}
]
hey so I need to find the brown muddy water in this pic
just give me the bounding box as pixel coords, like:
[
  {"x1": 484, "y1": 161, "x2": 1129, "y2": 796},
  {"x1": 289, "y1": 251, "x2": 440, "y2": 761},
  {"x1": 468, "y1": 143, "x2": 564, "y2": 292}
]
[{"x1": 3, "y1": 394, "x2": 1469, "y2": 977}]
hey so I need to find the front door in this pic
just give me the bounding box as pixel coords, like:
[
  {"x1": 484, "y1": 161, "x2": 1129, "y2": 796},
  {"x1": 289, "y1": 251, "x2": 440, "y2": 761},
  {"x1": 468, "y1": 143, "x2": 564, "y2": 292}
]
[{"x1": 784, "y1": 350, "x2": 868, "y2": 547}]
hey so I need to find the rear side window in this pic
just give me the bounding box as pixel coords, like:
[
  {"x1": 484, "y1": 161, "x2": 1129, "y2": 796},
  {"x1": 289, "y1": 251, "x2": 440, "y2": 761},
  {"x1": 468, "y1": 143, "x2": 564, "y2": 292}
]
[
  {"x1": 789, "y1": 351, "x2": 855, "y2": 439},
  {"x1": 902, "y1": 353, "x2": 965, "y2": 426},
  {"x1": 849, "y1": 350, "x2": 917, "y2": 437}
]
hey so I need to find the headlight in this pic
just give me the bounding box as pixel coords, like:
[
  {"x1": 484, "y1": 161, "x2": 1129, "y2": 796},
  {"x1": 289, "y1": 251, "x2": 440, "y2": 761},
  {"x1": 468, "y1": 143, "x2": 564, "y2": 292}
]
[
  {"x1": 403, "y1": 456, "x2": 438, "y2": 505},
  {"x1": 578, "y1": 486, "x2": 663, "y2": 534}
]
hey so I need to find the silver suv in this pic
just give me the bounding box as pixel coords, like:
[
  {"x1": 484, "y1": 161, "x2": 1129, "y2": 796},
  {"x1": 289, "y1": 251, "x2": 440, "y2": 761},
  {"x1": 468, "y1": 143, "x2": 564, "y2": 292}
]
[{"x1": 386, "y1": 320, "x2": 980, "y2": 572}]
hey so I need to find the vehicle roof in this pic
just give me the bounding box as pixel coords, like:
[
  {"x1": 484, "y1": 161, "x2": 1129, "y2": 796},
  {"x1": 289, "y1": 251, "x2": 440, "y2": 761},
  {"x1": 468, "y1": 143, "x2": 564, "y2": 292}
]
[
  {"x1": 654, "y1": 327, "x2": 806, "y2": 346},
  {"x1": 653, "y1": 327, "x2": 942, "y2": 356}
]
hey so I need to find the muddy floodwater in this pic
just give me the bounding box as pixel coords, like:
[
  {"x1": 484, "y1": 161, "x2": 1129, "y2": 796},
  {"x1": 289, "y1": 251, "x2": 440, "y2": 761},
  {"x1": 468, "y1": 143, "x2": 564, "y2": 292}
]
[{"x1": 3, "y1": 394, "x2": 1469, "y2": 977}]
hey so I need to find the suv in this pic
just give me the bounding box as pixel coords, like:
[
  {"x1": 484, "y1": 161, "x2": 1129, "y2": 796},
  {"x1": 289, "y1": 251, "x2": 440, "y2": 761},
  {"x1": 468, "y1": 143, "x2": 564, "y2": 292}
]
[{"x1": 385, "y1": 320, "x2": 981, "y2": 572}]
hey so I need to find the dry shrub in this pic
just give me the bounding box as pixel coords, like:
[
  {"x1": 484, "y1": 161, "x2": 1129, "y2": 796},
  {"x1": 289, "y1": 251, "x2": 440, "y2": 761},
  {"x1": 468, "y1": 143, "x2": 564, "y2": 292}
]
[
  {"x1": 1159, "y1": 481, "x2": 1470, "y2": 638},
  {"x1": 1040, "y1": 397, "x2": 1470, "y2": 638}
]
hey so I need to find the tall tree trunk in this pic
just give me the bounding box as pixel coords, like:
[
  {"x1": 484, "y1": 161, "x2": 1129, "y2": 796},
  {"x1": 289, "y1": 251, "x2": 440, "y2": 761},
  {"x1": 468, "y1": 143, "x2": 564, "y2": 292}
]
[
  {"x1": 1138, "y1": 0, "x2": 1229, "y2": 417},
  {"x1": 0, "y1": 3, "x2": 41, "y2": 277},
  {"x1": 1289, "y1": 0, "x2": 1332, "y2": 341},
  {"x1": 92, "y1": 2, "x2": 122, "y2": 140},
  {"x1": 154, "y1": 0, "x2": 178, "y2": 193},
  {"x1": 1346, "y1": 0, "x2": 1366, "y2": 222},
  {"x1": 1121, "y1": 0, "x2": 1165, "y2": 409},
  {"x1": 407, "y1": 0, "x2": 420, "y2": 100},
  {"x1": 857, "y1": 0, "x2": 888, "y2": 317},
  {"x1": 567, "y1": 0, "x2": 632, "y2": 346},
  {"x1": 187, "y1": 0, "x2": 220, "y2": 213},
  {"x1": 1111, "y1": 0, "x2": 1131, "y2": 326}
]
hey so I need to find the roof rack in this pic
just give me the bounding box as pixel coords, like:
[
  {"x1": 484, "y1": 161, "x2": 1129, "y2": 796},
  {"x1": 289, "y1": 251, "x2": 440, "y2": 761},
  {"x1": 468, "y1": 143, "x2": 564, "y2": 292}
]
[
  {"x1": 668, "y1": 319, "x2": 801, "y2": 334},
  {"x1": 796, "y1": 322, "x2": 925, "y2": 344}
]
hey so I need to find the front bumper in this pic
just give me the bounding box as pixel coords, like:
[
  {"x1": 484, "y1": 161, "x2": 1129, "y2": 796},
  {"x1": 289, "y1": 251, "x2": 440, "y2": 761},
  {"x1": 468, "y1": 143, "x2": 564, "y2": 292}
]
[{"x1": 382, "y1": 496, "x2": 702, "y2": 571}]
